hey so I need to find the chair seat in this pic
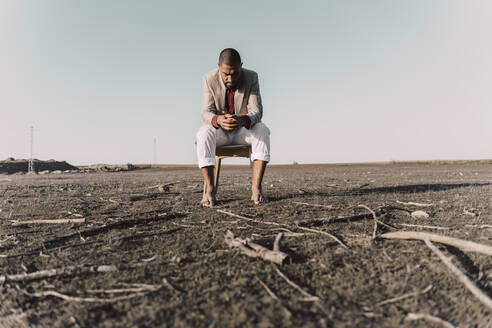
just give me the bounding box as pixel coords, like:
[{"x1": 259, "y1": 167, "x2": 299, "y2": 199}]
[{"x1": 216, "y1": 145, "x2": 251, "y2": 158}]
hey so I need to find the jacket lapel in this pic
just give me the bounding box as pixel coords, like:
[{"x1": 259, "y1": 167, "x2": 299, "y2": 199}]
[
  {"x1": 234, "y1": 80, "x2": 245, "y2": 114},
  {"x1": 216, "y1": 70, "x2": 226, "y2": 113}
]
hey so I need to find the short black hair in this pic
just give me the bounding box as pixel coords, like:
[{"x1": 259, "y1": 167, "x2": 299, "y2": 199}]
[{"x1": 218, "y1": 48, "x2": 242, "y2": 66}]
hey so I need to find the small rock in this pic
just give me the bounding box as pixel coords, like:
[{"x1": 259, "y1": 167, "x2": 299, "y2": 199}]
[
  {"x1": 463, "y1": 208, "x2": 479, "y2": 217},
  {"x1": 158, "y1": 185, "x2": 170, "y2": 192},
  {"x1": 411, "y1": 210, "x2": 429, "y2": 219}
]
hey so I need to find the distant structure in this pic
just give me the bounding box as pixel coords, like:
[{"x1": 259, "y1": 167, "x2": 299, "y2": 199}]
[
  {"x1": 153, "y1": 137, "x2": 157, "y2": 166},
  {"x1": 28, "y1": 126, "x2": 35, "y2": 174}
]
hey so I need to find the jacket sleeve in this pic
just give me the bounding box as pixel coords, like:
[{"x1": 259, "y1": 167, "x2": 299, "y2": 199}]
[
  {"x1": 246, "y1": 72, "x2": 263, "y2": 126},
  {"x1": 201, "y1": 75, "x2": 217, "y2": 126}
]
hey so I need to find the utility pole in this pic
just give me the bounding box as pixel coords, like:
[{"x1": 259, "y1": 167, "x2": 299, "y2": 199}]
[
  {"x1": 28, "y1": 126, "x2": 35, "y2": 174},
  {"x1": 153, "y1": 137, "x2": 157, "y2": 166}
]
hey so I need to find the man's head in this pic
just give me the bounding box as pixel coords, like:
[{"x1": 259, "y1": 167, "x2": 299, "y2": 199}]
[{"x1": 218, "y1": 48, "x2": 242, "y2": 89}]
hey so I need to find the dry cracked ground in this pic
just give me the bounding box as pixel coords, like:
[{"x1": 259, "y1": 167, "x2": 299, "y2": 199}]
[{"x1": 0, "y1": 162, "x2": 491, "y2": 327}]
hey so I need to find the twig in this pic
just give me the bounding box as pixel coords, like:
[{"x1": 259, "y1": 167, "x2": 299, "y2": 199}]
[
  {"x1": 399, "y1": 223, "x2": 450, "y2": 230},
  {"x1": 26, "y1": 286, "x2": 160, "y2": 303},
  {"x1": 424, "y1": 239, "x2": 492, "y2": 311},
  {"x1": 42, "y1": 212, "x2": 180, "y2": 246},
  {"x1": 293, "y1": 202, "x2": 333, "y2": 209},
  {"x1": 11, "y1": 218, "x2": 85, "y2": 225},
  {"x1": 376, "y1": 285, "x2": 432, "y2": 306},
  {"x1": 381, "y1": 231, "x2": 492, "y2": 256},
  {"x1": 162, "y1": 277, "x2": 182, "y2": 293},
  {"x1": 405, "y1": 313, "x2": 456, "y2": 328},
  {"x1": 217, "y1": 209, "x2": 286, "y2": 227},
  {"x1": 86, "y1": 285, "x2": 158, "y2": 294},
  {"x1": 271, "y1": 228, "x2": 311, "y2": 237},
  {"x1": 465, "y1": 224, "x2": 492, "y2": 229},
  {"x1": 0, "y1": 228, "x2": 181, "y2": 259},
  {"x1": 141, "y1": 255, "x2": 157, "y2": 262},
  {"x1": 272, "y1": 264, "x2": 320, "y2": 302},
  {"x1": 257, "y1": 277, "x2": 280, "y2": 301},
  {"x1": 224, "y1": 231, "x2": 289, "y2": 265},
  {"x1": 295, "y1": 213, "x2": 372, "y2": 227},
  {"x1": 295, "y1": 226, "x2": 348, "y2": 249},
  {"x1": 358, "y1": 205, "x2": 379, "y2": 239},
  {"x1": 0, "y1": 265, "x2": 117, "y2": 284},
  {"x1": 273, "y1": 232, "x2": 283, "y2": 252},
  {"x1": 257, "y1": 277, "x2": 292, "y2": 318},
  {"x1": 396, "y1": 200, "x2": 434, "y2": 207}
]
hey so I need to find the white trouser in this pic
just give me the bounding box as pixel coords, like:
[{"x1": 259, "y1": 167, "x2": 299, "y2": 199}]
[{"x1": 196, "y1": 122, "x2": 271, "y2": 168}]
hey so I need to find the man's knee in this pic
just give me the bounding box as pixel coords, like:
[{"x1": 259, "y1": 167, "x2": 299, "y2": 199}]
[
  {"x1": 196, "y1": 125, "x2": 216, "y2": 143},
  {"x1": 251, "y1": 122, "x2": 270, "y2": 138}
]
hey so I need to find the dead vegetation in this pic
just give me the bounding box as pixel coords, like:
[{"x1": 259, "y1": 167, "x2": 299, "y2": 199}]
[{"x1": 0, "y1": 162, "x2": 491, "y2": 327}]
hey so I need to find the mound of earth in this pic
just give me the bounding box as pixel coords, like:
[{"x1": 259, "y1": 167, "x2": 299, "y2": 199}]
[
  {"x1": 0, "y1": 157, "x2": 79, "y2": 175},
  {"x1": 88, "y1": 163, "x2": 137, "y2": 172}
]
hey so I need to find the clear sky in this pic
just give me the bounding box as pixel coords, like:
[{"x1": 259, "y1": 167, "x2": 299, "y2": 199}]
[{"x1": 2, "y1": 0, "x2": 491, "y2": 165}]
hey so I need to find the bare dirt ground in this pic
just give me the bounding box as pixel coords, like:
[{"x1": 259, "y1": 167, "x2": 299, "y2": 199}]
[{"x1": 1, "y1": 162, "x2": 491, "y2": 327}]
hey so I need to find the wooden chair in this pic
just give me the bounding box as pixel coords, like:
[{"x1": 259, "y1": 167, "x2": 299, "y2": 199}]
[{"x1": 214, "y1": 145, "x2": 252, "y2": 191}]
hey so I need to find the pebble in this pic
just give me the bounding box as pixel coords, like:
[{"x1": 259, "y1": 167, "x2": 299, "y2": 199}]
[{"x1": 411, "y1": 210, "x2": 429, "y2": 219}]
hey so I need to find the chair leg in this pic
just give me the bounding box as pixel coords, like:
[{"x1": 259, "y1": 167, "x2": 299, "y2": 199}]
[{"x1": 214, "y1": 157, "x2": 222, "y2": 191}]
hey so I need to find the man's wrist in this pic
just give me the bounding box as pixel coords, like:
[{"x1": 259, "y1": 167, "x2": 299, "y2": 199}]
[
  {"x1": 211, "y1": 115, "x2": 220, "y2": 129},
  {"x1": 242, "y1": 115, "x2": 251, "y2": 129}
]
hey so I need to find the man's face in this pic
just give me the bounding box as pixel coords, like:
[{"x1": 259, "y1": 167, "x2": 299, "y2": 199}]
[{"x1": 219, "y1": 63, "x2": 242, "y2": 89}]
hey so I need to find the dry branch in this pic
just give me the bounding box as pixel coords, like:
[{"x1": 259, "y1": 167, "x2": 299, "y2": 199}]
[
  {"x1": 272, "y1": 264, "x2": 321, "y2": 302},
  {"x1": 358, "y1": 205, "x2": 379, "y2": 239},
  {"x1": 273, "y1": 232, "x2": 283, "y2": 252},
  {"x1": 293, "y1": 202, "x2": 334, "y2": 209},
  {"x1": 399, "y1": 223, "x2": 450, "y2": 230},
  {"x1": 381, "y1": 231, "x2": 492, "y2": 256},
  {"x1": 217, "y1": 209, "x2": 286, "y2": 227},
  {"x1": 42, "y1": 212, "x2": 180, "y2": 246},
  {"x1": 396, "y1": 200, "x2": 434, "y2": 207},
  {"x1": 0, "y1": 228, "x2": 181, "y2": 259},
  {"x1": 376, "y1": 285, "x2": 432, "y2": 306},
  {"x1": 257, "y1": 278, "x2": 280, "y2": 301},
  {"x1": 295, "y1": 204, "x2": 408, "y2": 228},
  {"x1": 405, "y1": 313, "x2": 456, "y2": 328},
  {"x1": 465, "y1": 224, "x2": 492, "y2": 229},
  {"x1": 11, "y1": 218, "x2": 85, "y2": 226},
  {"x1": 424, "y1": 239, "x2": 492, "y2": 311},
  {"x1": 257, "y1": 277, "x2": 292, "y2": 318},
  {"x1": 224, "y1": 231, "x2": 288, "y2": 265},
  {"x1": 295, "y1": 226, "x2": 348, "y2": 249},
  {"x1": 27, "y1": 285, "x2": 160, "y2": 303},
  {"x1": 295, "y1": 214, "x2": 370, "y2": 227},
  {"x1": 87, "y1": 284, "x2": 158, "y2": 294},
  {"x1": 0, "y1": 265, "x2": 117, "y2": 284}
]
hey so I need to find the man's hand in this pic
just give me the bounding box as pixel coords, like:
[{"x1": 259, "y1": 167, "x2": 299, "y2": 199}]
[{"x1": 217, "y1": 114, "x2": 246, "y2": 131}]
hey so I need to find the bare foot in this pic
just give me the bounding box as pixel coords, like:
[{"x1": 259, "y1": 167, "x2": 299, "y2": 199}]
[
  {"x1": 251, "y1": 187, "x2": 267, "y2": 205},
  {"x1": 201, "y1": 185, "x2": 216, "y2": 207}
]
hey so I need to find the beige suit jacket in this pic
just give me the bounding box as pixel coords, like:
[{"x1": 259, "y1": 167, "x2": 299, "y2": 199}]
[{"x1": 201, "y1": 68, "x2": 263, "y2": 127}]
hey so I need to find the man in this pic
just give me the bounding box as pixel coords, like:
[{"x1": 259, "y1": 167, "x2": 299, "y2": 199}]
[{"x1": 196, "y1": 48, "x2": 270, "y2": 207}]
